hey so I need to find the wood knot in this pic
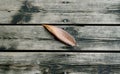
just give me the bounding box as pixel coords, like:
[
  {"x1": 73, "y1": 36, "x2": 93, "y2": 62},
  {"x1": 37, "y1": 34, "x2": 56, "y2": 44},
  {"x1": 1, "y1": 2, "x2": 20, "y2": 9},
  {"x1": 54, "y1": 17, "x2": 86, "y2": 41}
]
[
  {"x1": 62, "y1": 19, "x2": 70, "y2": 23},
  {"x1": 61, "y1": 1, "x2": 71, "y2": 4}
]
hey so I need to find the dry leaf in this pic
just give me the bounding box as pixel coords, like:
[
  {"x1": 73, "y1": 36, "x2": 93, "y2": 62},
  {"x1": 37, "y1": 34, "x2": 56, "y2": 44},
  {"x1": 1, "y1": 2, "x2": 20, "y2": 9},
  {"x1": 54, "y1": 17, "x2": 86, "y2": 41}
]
[{"x1": 43, "y1": 24, "x2": 76, "y2": 46}]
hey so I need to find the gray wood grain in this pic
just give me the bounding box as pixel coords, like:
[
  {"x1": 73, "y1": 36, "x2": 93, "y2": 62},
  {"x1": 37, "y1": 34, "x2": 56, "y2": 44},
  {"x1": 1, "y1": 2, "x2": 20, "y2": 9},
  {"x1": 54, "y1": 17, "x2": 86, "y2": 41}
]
[
  {"x1": 0, "y1": 26, "x2": 120, "y2": 50},
  {"x1": 0, "y1": 0, "x2": 120, "y2": 24},
  {"x1": 0, "y1": 52, "x2": 120, "y2": 74},
  {"x1": 0, "y1": 0, "x2": 119, "y2": 73}
]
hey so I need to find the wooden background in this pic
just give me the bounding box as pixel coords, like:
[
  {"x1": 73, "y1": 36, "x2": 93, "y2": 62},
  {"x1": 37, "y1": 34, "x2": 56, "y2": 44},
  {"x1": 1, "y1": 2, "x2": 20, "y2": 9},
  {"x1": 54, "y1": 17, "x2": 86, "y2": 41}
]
[
  {"x1": 0, "y1": 0, "x2": 120, "y2": 74},
  {"x1": 0, "y1": 26, "x2": 120, "y2": 50},
  {"x1": 0, "y1": 0, "x2": 120, "y2": 24},
  {"x1": 0, "y1": 52, "x2": 120, "y2": 74}
]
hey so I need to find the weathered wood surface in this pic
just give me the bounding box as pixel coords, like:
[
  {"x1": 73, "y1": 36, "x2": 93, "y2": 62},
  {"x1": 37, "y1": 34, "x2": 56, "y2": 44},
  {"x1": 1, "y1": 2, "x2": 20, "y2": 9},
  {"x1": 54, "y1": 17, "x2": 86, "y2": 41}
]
[
  {"x1": 0, "y1": 52, "x2": 120, "y2": 74},
  {"x1": 0, "y1": 26, "x2": 120, "y2": 50},
  {"x1": 0, "y1": 0, "x2": 120, "y2": 24}
]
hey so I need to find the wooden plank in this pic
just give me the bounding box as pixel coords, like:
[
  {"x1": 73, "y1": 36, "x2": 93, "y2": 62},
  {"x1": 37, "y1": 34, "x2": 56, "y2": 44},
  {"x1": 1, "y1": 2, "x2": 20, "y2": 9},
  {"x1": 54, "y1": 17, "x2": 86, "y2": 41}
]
[
  {"x1": 0, "y1": 26, "x2": 120, "y2": 50},
  {"x1": 0, "y1": 52, "x2": 120, "y2": 74},
  {"x1": 1, "y1": 11, "x2": 120, "y2": 24},
  {"x1": 1, "y1": 0, "x2": 119, "y2": 12},
  {"x1": 29, "y1": 12, "x2": 120, "y2": 24},
  {"x1": 3, "y1": 52, "x2": 120, "y2": 65},
  {"x1": 0, "y1": 0, "x2": 23, "y2": 10},
  {"x1": 1, "y1": 65, "x2": 118, "y2": 74},
  {"x1": 0, "y1": 11, "x2": 17, "y2": 23},
  {"x1": 0, "y1": 0, "x2": 120, "y2": 24}
]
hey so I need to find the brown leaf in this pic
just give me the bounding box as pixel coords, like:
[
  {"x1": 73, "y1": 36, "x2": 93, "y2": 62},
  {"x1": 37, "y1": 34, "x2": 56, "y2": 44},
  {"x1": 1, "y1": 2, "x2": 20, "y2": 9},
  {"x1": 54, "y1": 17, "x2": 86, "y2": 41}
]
[{"x1": 43, "y1": 24, "x2": 76, "y2": 46}]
